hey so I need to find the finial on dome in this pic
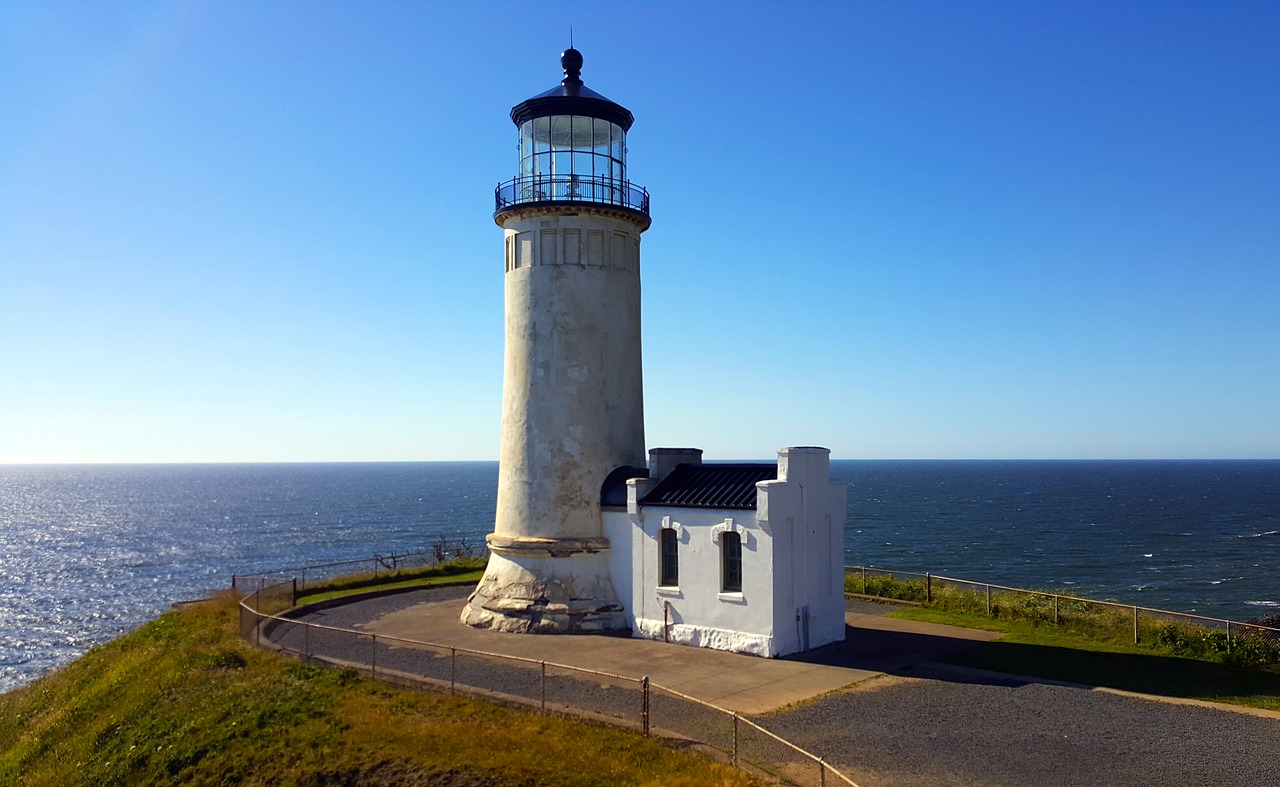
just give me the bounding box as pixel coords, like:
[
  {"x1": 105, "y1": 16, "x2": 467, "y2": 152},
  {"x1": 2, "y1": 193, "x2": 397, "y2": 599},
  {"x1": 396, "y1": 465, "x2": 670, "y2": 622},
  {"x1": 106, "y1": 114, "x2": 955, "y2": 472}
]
[{"x1": 561, "y1": 47, "x2": 583, "y2": 86}]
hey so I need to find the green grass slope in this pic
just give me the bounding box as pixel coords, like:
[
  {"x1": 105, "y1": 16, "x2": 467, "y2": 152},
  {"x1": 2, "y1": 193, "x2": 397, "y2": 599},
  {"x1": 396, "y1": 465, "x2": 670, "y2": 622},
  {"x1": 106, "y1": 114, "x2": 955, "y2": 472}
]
[
  {"x1": 294, "y1": 557, "x2": 488, "y2": 604},
  {"x1": 0, "y1": 592, "x2": 749, "y2": 786}
]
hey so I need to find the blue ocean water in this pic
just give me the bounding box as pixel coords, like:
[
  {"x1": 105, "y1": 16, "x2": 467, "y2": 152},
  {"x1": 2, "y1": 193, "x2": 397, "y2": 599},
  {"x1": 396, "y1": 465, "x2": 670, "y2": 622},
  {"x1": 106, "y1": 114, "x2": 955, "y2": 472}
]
[{"x1": 2, "y1": 460, "x2": 1278, "y2": 693}]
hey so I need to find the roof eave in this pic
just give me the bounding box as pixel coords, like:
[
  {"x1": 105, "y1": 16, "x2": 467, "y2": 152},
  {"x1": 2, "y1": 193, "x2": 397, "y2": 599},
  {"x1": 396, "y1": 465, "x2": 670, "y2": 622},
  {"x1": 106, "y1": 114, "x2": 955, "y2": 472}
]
[{"x1": 509, "y1": 95, "x2": 635, "y2": 130}]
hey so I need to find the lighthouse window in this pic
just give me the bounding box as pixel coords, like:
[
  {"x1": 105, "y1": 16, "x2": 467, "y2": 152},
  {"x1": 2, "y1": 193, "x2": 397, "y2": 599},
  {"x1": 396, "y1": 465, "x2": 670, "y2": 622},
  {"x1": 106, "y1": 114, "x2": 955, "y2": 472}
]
[
  {"x1": 532, "y1": 117, "x2": 551, "y2": 154},
  {"x1": 574, "y1": 152, "x2": 592, "y2": 179},
  {"x1": 659, "y1": 528, "x2": 679, "y2": 587},
  {"x1": 549, "y1": 115, "x2": 573, "y2": 146},
  {"x1": 721, "y1": 532, "x2": 742, "y2": 593},
  {"x1": 533, "y1": 153, "x2": 551, "y2": 179},
  {"x1": 611, "y1": 123, "x2": 624, "y2": 164},
  {"x1": 592, "y1": 119, "x2": 611, "y2": 156},
  {"x1": 515, "y1": 116, "x2": 629, "y2": 205}
]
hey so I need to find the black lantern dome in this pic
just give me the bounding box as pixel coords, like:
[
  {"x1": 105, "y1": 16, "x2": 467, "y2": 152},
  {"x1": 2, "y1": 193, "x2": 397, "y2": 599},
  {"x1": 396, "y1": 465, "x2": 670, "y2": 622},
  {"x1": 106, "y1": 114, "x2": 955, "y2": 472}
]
[{"x1": 495, "y1": 49, "x2": 650, "y2": 221}]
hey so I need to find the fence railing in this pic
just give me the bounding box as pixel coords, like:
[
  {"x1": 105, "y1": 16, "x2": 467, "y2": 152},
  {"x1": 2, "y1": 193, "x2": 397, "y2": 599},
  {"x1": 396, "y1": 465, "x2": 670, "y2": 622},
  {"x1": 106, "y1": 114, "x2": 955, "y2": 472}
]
[
  {"x1": 495, "y1": 174, "x2": 650, "y2": 216},
  {"x1": 231, "y1": 539, "x2": 486, "y2": 594},
  {"x1": 237, "y1": 581, "x2": 857, "y2": 787},
  {"x1": 845, "y1": 565, "x2": 1280, "y2": 651}
]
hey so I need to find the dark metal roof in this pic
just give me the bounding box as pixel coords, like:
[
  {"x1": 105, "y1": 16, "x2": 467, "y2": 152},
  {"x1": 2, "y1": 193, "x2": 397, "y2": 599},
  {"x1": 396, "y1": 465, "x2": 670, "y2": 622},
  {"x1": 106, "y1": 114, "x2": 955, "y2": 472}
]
[
  {"x1": 639, "y1": 464, "x2": 777, "y2": 510},
  {"x1": 510, "y1": 48, "x2": 635, "y2": 130},
  {"x1": 600, "y1": 465, "x2": 649, "y2": 508}
]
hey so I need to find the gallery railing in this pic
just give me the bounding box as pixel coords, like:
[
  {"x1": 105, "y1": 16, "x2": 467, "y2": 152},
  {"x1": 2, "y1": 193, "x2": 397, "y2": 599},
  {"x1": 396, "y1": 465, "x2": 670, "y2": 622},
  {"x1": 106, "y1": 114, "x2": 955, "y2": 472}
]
[
  {"x1": 238, "y1": 580, "x2": 857, "y2": 787},
  {"x1": 495, "y1": 174, "x2": 650, "y2": 216}
]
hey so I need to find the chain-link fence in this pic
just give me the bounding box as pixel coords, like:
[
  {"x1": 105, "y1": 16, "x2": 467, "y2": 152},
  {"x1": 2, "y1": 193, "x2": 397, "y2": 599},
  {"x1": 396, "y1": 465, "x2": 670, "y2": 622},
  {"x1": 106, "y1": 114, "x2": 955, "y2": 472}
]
[
  {"x1": 237, "y1": 584, "x2": 859, "y2": 786},
  {"x1": 846, "y1": 565, "x2": 1280, "y2": 666}
]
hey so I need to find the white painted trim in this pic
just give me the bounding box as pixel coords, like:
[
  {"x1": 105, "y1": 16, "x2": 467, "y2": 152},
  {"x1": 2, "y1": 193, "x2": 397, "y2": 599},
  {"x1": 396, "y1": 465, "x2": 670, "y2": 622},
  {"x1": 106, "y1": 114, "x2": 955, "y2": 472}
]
[
  {"x1": 660, "y1": 515, "x2": 684, "y2": 537},
  {"x1": 709, "y1": 517, "x2": 744, "y2": 544}
]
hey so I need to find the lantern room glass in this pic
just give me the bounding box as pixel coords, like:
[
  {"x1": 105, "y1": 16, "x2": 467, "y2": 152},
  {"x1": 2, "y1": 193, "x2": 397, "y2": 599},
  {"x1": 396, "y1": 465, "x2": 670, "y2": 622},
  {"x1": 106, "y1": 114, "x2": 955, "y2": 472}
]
[{"x1": 519, "y1": 116, "x2": 626, "y2": 183}]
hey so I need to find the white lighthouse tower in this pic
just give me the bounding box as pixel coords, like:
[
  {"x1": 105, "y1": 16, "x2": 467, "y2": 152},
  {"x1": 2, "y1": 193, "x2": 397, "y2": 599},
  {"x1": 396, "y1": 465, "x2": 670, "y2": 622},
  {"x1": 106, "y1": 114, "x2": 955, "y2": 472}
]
[{"x1": 462, "y1": 49, "x2": 651, "y2": 633}]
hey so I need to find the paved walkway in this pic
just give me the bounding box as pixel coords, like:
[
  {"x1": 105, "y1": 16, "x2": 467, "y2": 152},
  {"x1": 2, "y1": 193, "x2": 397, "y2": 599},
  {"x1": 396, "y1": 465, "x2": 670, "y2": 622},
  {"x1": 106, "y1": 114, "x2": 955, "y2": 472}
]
[{"x1": 347, "y1": 593, "x2": 996, "y2": 714}]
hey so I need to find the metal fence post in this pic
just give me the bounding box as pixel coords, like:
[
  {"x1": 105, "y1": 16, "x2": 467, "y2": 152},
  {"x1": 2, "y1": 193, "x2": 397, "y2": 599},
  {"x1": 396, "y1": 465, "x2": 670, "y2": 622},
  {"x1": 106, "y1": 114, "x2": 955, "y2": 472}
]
[
  {"x1": 642, "y1": 676, "x2": 650, "y2": 736},
  {"x1": 371, "y1": 634, "x2": 377, "y2": 677},
  {"x1": 304, "y1": 622, "x2": 310, "y2": 658},
  {"x1": 732, "y1": 712, "x2": 739, "y2": 767},
  {"x1": 1054, "y1": 595, "x2": 1059, "y2": 624},
  {"x1": 540, "y1": 661, "x2": 546, "y2": 713},
  {"x1": 820, "y1": 756, "x2": 827, "y2": 787},
  {"x1": 862, "y1": 566, "x2": 867, "y2": 595},
  {"x1": 986, "y1": 584, "x2": 991, "y2": 615},
  {"x1": 1133, "y1": 606, "x2": 1139, "y2": 645},
  {"x1": 1227, "y1": 621, "x2": 1233, "y2": 653},
  {"x1": 450, "y1": 647, "x2": 456, "y2": 695},
  {"x1": 231, "y1": 574, "x2": 237, "y2": 591},
  {"x1": 292, "y1": 577, "x2": 298, "y2": 608},
  {"x1": 926, "y1": 573, "x2": 933, "y2": 603}
]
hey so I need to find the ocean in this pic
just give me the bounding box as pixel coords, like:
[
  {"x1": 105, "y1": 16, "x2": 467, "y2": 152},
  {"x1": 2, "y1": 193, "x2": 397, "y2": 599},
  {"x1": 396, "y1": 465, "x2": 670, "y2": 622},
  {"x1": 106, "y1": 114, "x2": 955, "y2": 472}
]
[{"x1": 2, "y1": 460, "x2": 1278, "y2": 693}]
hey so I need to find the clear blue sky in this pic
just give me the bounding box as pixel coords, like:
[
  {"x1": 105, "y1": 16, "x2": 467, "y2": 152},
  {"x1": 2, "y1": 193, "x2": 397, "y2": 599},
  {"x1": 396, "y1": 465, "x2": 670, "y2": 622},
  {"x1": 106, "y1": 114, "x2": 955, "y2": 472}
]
[{"x1": 2, "y1": 1, "x2": 1277, "y2": 462}]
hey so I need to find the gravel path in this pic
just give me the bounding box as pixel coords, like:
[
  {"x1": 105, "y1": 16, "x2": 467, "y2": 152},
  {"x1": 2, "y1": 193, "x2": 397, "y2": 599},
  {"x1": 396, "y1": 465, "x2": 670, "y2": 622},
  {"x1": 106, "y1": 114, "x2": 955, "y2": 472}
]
[
  {"x1": 761, "y1": 669, "x2": 1280, "y2": 787},
  {"x1": 267, "y1": 587, "x2": 1280, "y2": 787}
]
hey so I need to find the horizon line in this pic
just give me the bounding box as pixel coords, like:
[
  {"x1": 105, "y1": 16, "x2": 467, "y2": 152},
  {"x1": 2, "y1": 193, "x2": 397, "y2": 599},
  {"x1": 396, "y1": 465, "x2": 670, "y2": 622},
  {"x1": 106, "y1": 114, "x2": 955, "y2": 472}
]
[{"x1": 3, "y1": 457, "x2": 1279, "y2": 466}]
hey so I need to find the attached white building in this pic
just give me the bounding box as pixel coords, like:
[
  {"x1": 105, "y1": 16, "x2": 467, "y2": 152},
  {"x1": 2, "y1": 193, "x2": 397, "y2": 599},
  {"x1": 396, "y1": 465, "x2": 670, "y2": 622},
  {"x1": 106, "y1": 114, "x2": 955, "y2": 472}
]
[{"x1": 603, "y1": 446, "x2": 847, "y2": 657}]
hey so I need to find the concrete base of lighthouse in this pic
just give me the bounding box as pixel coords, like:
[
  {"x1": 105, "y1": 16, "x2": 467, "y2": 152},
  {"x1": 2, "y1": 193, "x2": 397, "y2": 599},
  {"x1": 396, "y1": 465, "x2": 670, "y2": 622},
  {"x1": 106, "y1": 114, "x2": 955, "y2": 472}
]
[{"x1": 460, "y1": 537, "x2": 630, "y2": 633}]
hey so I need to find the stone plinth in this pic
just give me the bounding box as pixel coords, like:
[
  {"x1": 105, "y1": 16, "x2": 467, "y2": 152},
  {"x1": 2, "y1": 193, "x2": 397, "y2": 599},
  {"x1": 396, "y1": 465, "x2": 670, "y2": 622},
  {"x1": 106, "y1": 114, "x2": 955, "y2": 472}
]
[{"x1": 460, "y1": 537, "x2": 628, "y2": 633}]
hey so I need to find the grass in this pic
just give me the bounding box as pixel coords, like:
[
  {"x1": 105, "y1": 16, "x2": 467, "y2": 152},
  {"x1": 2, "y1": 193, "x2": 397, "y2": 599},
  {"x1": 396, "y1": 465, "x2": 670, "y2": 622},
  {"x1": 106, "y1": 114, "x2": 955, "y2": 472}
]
[
  {"x1": 847, "y1": 573, "x2": 1280, "y2": 711},
  {"x1": 0, "y1": 591, "x2": 752, "y2": 786},
  {"x1": 296, "y1": 556, "x2": 488, "y2": 604}
]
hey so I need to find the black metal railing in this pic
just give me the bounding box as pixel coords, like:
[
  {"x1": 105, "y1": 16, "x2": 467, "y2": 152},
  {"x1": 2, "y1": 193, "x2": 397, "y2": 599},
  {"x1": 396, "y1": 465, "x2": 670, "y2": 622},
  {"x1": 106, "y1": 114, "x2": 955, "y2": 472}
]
[{"x1": 495, "y1": 174, "x2": 650, "y2": 217}]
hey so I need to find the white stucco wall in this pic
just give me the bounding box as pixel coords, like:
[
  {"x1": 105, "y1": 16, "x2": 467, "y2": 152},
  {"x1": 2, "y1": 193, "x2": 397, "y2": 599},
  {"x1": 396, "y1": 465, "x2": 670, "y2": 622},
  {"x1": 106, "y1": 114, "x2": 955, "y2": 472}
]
[
  {"x1": 758, "y1": 448, "x2": 848, "y2": 655},
  {"x1": 606, "y1": 505, "x2": 778, "y2": 656},
  {"x1": 605, "y1": 446, "x2": 847, "y2": 658},
  {"x1": 493, "y1": 209, "x2": 646, "y2": 542},
  {"x1": 463, "y1": 207, "x2": 648, "y2": 633}
]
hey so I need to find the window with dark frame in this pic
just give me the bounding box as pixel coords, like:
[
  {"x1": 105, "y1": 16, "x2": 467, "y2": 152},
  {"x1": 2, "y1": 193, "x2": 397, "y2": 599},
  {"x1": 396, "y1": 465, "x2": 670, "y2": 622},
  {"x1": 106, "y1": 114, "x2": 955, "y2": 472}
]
[
  {"x1": 659, "y1": 528, "x2": 679, "y2": 587},
  {"x1": 721, "y1": 531, "x2": 742, "y2": 593}
]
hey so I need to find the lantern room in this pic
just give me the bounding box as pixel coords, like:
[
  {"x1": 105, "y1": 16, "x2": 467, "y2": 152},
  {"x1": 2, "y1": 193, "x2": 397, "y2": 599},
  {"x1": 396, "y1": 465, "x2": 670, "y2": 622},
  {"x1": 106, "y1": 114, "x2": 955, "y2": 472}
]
[
  {"x1": 496, "y1": 48, "x2": 650, "y2": 219},
  {"x1": 518, "y1": 115, "x2": 626, "y2": 186}
]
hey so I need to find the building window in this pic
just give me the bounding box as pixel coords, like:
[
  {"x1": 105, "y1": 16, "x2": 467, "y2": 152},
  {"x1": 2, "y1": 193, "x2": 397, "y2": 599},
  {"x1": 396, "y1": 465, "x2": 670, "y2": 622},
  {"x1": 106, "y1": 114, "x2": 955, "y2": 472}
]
[
  {"x1": 659, "y1": 528, "x2": 679, "y2": 587},
  {"x1": 721, "y1": 532, "x2": 742, "y2": 593}
]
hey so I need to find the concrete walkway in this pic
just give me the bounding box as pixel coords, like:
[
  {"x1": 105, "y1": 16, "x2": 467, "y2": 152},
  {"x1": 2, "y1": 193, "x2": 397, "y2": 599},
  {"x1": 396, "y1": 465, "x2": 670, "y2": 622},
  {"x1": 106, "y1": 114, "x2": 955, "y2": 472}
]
[{"x1": 329, "y1": 591, "x2": 1000, "y2": 714}]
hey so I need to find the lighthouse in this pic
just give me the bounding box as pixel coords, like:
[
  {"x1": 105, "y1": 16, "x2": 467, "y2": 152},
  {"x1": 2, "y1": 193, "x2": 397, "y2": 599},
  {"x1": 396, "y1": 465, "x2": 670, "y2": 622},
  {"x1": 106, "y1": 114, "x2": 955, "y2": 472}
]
[{"x1": 462, "y1": 49, "x2": 651, "y2": 633}]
